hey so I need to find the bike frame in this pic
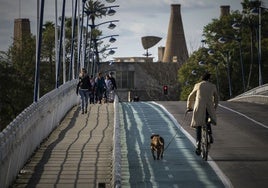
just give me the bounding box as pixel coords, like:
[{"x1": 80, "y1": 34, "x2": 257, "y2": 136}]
[
  {"x1": 201, "y1": 113, "x2": 211, "y2": 161},
  {"x1": 185, "y1": 109, "x2": 211, "y2": 161}
]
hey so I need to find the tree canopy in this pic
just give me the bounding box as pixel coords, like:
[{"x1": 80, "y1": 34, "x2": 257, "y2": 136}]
[{"x1": 178, "y1": 0, "x2": 268, "y2": 100}]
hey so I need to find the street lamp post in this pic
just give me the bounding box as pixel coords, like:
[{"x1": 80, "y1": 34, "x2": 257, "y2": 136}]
[
  {"x1": 236, "y1": 37, "x2": 246, "y2": 92},
  {"x1": 218, "y1": 37, "x2": 232, "y2": 98},
  {"x1": 94, "y1": 47, "x2": 117, "y2": 73},
  {"x1": 69, "y1": 0, "x2": 78, "y2": 81},
  {"x1": 255, "y1": 6, "x2": 263, "y2": 86},
  {"x1": 207, "y1": 49, "x2": 220, "y2": 96},
  {"x1": 89, "y1": 20, "x2": 119, "y2": 75},
  {"x1": 34, "y1": 0, "x2": 45, "y2": 102},
  {"x1": 185, "y1": 70, "x2": 197, "y2": 86},
  {"x1": 77, "y1": 0, "x2": 87, "y2": 72},
  {"x1": 82, "y1": 1, "x2": 119, "y2": 77},
  {"x1": 251, "y1": 5, "x2": 268, "y2": 86},
  {"x1": 225, "y1": 51, "x2": 232, "y2": 97},
  {"x1": 56, "y1": 0, "x2": 66, "y2": 88},
  {"x1": 208, "y1": 47, "x2": 232, "y2": 98},
  {"x1": 213, "y1": 61, "x2": 220, "y2": 96},
  {"x1": 218, "y1": 35, "x2": 246, "y2": 92},
  {"x1": 258, "y1": 7, "x2": 262, "y2": 86}
]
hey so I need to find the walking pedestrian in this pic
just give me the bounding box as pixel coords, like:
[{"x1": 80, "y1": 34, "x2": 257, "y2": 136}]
[
  {"x1": 76, "y1": 68, "x2": 92, "y2": 114},
  {"x1": 89, "y1": 75, "x2": 95, "y2": 104},
  {"x1": 109, "y1": 72, "x2": 117, "y2": 90},
  {"x1": 95, "y1": 72, "x2": 106, "y2": 104},
  {"x1": 104, "y1": 74, "x2": 113, "y2": 103}
]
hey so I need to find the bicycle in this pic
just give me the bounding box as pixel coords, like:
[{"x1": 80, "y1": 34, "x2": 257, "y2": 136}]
[
  {"x1": 185, "y1": 109, "x2": 211, "y2": 161},
  {"x1": 200, "y1": 116, "x2": 210, "y2": 161}
]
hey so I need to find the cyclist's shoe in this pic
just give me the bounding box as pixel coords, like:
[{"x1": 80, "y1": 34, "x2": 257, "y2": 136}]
[
  {"x1": 211, "y1": 119, "x2": 217, "y2": 125},
  {"x1": 195, "y1": 148, "x2": 201, "y2": 156},
  {"x1": 195, "y1": 142, "x2": 201, "y2": 155},
  {"x1": 209, "y1": 134, "x2": 214, "y2": 144}
]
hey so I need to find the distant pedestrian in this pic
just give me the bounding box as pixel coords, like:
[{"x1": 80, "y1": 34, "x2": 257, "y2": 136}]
[
  {"x1": 104, "y1": 74, "x2": 113, "y2": 103},
  {"x1": 95, "y1": 72, "x2": 106, "y2": 104},
  {"x1": 109, "y1": 72, "x2": 117, "y2": 90},
  {"x1": 108, "y1": 72, "x2": 117, "y2": 103},
  {"x1": 89, "y1": 75, "x2": 95, "y2": 104},
  {"x1": 76, "y1": 68, "x2": 92, "y2": 114}
]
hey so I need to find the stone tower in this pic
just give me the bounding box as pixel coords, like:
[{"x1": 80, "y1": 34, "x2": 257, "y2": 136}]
[
  {"x1": 158, "y1": 46, "x2": 165, "y2": 62},
  {"x1": 13, "y1": 18, "x2": 31, "y2": 48},
  {"x1": 220, "y1": 5, "x2": 230, "y2": 17},
  {"x1": 162, "y1": 4, "x2": 188, "y2": 63}
]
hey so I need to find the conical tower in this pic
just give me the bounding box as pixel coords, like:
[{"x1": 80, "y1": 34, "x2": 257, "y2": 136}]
[
  {"x1": 162, "y1": 4, "x2": 188, "y2": 63},
  {"x1": 13, "y1": 18, "x2": 31, "y2": 49}
]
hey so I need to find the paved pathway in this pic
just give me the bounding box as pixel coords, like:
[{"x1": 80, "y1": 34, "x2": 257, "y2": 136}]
[
  {"x1": 11, "y1": 101, "x2": 231, "y2": 188},
  {"x1": 119, "y1": 102, "x2": 227, "y2": 188},
  {"x1": 12, "y1": 103, "x2": 114, "y2": 188}
]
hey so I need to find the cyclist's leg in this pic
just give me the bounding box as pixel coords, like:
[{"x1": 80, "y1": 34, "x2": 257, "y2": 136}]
[
  {"x1": 195, "y1": 126, "x2": 201, "y2": 155},
  {"x1": 207, "y1": 123, "x2": 213, "y2": 143},
  {"x1": 207, "y1": 123, "x2": 212, "y2": 134},
  {"x1": 196, "y1": 126, "x2": 201, "y2": 143}
]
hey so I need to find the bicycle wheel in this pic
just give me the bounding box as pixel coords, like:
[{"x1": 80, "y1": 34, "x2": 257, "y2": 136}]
[{"x1": 201, "y1": 125, "x2": 208, "y2": 161}]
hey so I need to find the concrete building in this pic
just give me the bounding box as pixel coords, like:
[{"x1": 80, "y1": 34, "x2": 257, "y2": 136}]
[
  {"x1": 107, "y1": 4, "x2": 190, "y2": 100},
  {"x1": 99, "y1": 61, "x2": 181, "y2": 101},
  {"x1": 114, "y1": 57, "x2": 154, "y2": 63}
]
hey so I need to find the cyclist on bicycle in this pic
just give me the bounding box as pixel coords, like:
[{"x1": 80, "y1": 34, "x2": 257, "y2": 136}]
[{"x1": 186, "y1": 72, "x2": 218, "y2": 155}]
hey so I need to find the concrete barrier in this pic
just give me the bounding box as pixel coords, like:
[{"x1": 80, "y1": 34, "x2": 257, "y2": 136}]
[
  {"x1": 235, "y1": 84, "x2": 268, "y2": 97},
  {"x1": 111, "y1": 95, "x2": 121, "y2": 188},
  {"x1": 229, "y1": 95, "x2": 268, "y2": 105},
  {"x1": 229, "y1": 84, "x2": 268, "y2": 105},
  {"x1": 0, "y1": 80, "x2": 79, "y2": 188}
]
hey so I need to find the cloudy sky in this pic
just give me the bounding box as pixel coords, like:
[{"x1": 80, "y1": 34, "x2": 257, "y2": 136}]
[{"x1": 0, "y1": 0, "x2": 245, "y2": 61}]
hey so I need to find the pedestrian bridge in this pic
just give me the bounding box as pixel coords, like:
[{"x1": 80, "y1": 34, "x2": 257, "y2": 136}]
[
  {"x1": 0, "y1": 80, "x2": 81, "y2": 187},
  {"x1": 0, "y1": 80, "x2": 268, "y2": 187}
]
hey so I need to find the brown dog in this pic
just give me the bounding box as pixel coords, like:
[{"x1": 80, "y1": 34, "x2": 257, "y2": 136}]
[{"x1": 150, "y1": 134, "x2": 164, "y2": 160}]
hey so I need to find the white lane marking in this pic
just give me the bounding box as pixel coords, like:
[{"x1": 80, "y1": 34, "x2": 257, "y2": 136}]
[
  {"x1": 153, "y1": 102, "x2": 233, "y2": 188},
  {"x1": 219, "y1": 104, "x2": 268, "y2": 129}
]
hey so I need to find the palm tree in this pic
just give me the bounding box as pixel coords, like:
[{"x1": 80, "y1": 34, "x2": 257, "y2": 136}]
[
  {"x1": 241, "y1": 0, "x2": 262, "y2": 89},
  {"x1": 85, "y1": 0, "x2": 107, "y2": 74}
]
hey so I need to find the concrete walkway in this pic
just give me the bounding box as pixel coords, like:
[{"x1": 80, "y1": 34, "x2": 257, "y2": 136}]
[
  {"x1": 11, "y1": 100, "x2": 230, "y2": 188},
  {"x1": 12, "y1": 103, "x2": 114, "y2": 188}
]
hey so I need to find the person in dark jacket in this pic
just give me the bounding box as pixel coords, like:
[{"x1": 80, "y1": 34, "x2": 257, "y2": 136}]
[
  {"x1": 76, "y1": 68, "x2": 92, "y2": 114},
  {"x1": 95, "y1": 72, "x2": 106, "y2": 104},
  {"x1": 109, "y1": 72, "x2": 117, "y2": 90}
]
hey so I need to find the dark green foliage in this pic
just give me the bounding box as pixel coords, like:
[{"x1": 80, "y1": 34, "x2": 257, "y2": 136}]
[
  {"x1": 0, "y1": 35, "x2": 35, "y2": 131},
  {"x1": 178, "y1": 0, "x2": 268, "y2": 100}
]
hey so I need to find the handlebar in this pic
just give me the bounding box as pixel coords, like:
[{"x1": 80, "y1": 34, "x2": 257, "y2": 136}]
[{"x1": 184, "y1": 109, "x2": 193, "y2": 117}]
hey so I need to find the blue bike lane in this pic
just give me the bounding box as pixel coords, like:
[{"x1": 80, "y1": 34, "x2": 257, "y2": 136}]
[{"x1": 119, "y1": 102, "x2": 231, "y2": 188}]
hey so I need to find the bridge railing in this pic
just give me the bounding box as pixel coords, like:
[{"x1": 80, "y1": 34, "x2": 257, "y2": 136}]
[
  {"x1": 112, "y1": 95, "x2": 121, "y2": 188},
  {"x1": 235, "y1": 83, "x2": 268, "y2": 97},
  {"x1": 229, "y1": 84, "x2": 268, "y2": 104},
  {"x1": 0, "y1": 80, "x2": 79, "y2": 188}
]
